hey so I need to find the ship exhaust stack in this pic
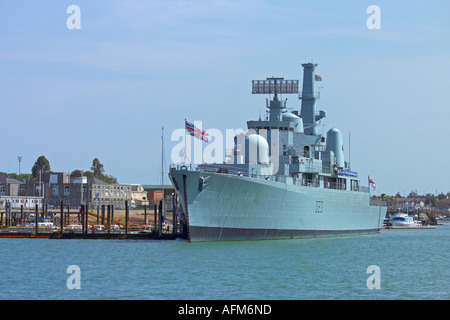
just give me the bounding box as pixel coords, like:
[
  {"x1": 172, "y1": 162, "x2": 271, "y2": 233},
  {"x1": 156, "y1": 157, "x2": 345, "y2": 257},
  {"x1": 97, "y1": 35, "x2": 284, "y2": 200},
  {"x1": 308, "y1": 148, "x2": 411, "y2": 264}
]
[{"x1": 300, "y1": 63, "x2": 319, "y2": 135}]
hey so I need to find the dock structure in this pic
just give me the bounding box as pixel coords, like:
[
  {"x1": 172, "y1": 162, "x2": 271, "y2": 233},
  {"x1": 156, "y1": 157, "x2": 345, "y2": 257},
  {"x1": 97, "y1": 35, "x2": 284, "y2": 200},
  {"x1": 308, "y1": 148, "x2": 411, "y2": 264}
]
[
  {"x1": 0, "y1": 199, "x2": 188, "y2": 241},
  {"x1": 49, "y1": 232, "x2": 182, "y2": 240},
  {"x1": 385, "y1": 225, "x2": 436, "y2": 230}
]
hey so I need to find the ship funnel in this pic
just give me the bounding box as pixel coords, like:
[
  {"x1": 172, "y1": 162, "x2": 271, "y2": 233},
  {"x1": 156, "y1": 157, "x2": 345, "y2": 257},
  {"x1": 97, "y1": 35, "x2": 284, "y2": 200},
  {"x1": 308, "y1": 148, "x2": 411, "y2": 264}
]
[
  {"x1": 300, "y1": 63, "x2": 318, "y2": 135},
  {"x1": 326, "y1": 128, "x2": 345, "y2": 168}
]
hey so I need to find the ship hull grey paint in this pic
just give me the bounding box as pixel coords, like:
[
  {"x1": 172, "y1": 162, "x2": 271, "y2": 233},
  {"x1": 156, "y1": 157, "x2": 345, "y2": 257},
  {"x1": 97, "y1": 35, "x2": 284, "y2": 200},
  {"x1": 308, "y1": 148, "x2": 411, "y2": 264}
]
[
  {"x1": 190, "y1": 226, "x2": 380, "y2": 241},
  {"x1": 169, "y1": 170, "x2": 386, "y2": 242}
]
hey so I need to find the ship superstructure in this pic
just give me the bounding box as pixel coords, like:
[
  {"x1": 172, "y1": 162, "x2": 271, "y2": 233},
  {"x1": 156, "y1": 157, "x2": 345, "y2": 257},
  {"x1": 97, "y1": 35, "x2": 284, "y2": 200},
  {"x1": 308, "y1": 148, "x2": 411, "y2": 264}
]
[{"x1": 169, "y1": 62, "x2": 386, "y2": 242}]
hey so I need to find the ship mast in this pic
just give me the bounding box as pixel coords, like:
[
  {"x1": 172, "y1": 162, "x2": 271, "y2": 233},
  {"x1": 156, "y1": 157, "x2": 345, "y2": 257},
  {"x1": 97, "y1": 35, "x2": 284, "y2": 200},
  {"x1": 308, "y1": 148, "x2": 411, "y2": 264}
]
[
  {"x1": 299, "y1": 63, "x2": 326, "y2": 135},
  {"x1": 251, "y1": 77, "x2": 299, "y2": 121}
]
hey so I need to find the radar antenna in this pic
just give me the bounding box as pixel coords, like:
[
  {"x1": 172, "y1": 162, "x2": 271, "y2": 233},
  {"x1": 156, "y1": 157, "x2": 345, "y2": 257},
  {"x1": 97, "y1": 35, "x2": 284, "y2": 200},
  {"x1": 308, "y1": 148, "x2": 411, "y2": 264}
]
[{"x1": 252, "y1": 77, "x2": 299, "y2": 101}]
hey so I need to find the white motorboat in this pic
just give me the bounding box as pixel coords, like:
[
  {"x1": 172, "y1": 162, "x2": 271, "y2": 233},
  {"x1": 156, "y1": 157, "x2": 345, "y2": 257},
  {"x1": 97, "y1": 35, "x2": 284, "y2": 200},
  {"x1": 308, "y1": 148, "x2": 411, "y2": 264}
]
[{"x1": 390, "y1": 211, "x2": 423, "y2": 228}]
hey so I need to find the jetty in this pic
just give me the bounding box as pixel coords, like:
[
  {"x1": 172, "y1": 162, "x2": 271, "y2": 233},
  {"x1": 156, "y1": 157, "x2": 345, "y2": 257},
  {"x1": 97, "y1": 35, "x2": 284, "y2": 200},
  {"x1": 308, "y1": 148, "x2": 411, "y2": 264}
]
[
  {"x1": 0, "y1": 200, "x2": 188, "y2": 241},
  {"x1": 385, "y1": 225, "x2": 436, "y2": 230}
]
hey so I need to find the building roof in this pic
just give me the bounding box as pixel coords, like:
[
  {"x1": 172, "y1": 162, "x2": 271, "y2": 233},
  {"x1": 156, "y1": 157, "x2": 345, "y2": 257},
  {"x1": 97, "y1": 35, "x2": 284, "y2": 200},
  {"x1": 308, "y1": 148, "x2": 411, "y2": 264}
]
[
  {"x1": 69, "y1": 176, "x2": 108, "y2": 184},
  {"x1": 0, "y1": 175, "x2": 20, "y2": 184},
  {"x1": 87, "y1": 177, "x2": 108, "y2": 185}
]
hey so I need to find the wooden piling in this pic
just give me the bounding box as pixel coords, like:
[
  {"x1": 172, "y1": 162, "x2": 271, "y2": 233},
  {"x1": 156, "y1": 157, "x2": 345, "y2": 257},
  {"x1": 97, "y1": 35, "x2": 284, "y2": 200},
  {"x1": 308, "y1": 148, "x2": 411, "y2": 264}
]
[
  {"x1": 172, "y1": 194, "x2": 176, "y2": 235},
  {"x1": 84, "y1": 205, "x2": 88, "y2": 234},
  {"x1": 67, "y1": 203, "x2": 70, "y2": 226},
  {"x1": 86, "y1": 204, "x2": 90, "y2": 232},
  {"x1": 58, "y1": 203, "x2": 63, "y2": 231},
  {"x1": 5, "y1": 202, "x2": 8, "y2": 227},
  {"x1": 125, "y1": 200, "x2": 129, "y2": 235},
  {"x1": 101, "y1": 205, "x2": 105, "y2": 225},
  {"x1": 154, "y1": 204, "x2": 157, "y2": 232},
  {"x1": 81, "y1": 205, "x2": 85, "y2": 234},
  {"x1": 87, "y1": 205, "x2": 90, "y2": 231},
  {"x1": 107, "y1": 205, "x2": 111, "y2": 233},
  {"x1": 158, "y1": 200, "x2": 162, "y2": 237},
  {"x1": 35, "y1": 204, "x2": 38, "y2": 234},
  {"x1": 111, "y1": 205, "x2": 114, "y2": 227},
  {"x1": 144, "y1": 204, "x2": 147, "y2": 225}
]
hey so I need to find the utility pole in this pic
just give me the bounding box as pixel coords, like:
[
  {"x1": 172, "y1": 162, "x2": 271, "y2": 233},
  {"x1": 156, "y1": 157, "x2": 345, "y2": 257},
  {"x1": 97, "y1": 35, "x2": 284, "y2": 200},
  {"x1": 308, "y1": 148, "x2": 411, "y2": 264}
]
[{"x1": 17, "y1": 156, "x2": 22, "y2": 184}]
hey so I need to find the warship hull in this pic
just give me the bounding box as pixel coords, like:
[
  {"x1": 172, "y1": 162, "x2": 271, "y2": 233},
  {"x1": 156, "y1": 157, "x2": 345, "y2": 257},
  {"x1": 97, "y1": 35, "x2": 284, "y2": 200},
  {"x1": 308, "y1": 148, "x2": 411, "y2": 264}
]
[{"x1": 169, "y1": 170, "x2": 386, "y2": 242}]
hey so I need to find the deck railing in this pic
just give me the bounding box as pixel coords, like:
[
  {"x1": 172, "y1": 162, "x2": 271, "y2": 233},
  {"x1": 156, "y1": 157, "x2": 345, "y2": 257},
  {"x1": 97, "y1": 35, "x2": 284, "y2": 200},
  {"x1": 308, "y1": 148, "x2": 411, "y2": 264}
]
[{"x1": 170, "y1": 164, "x2": 369, "y2": 193}]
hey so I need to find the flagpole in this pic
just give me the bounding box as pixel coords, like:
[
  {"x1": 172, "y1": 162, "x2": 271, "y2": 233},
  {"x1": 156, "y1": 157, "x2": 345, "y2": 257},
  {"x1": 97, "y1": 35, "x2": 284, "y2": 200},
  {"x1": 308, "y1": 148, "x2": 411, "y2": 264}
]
[
  {"x1": 368, "y1": 176, "x2": 371, "y2": 196},
  {"x1": 184, "y1": 118, "x2": 187, "y2": 163}
]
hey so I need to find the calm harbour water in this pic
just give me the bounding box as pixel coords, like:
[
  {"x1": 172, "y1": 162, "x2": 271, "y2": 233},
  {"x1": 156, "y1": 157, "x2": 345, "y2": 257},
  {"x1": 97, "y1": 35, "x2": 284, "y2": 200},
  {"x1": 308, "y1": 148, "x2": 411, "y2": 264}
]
[{"x1": 0, "y1": 225, "x2": 449, "y2": 300}]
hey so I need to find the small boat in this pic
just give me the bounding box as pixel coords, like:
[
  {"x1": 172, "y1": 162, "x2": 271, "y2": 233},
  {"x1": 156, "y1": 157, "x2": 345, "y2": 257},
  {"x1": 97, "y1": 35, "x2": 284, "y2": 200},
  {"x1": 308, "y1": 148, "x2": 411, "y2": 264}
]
[
  {"x1": 65, "y1": 224, "x2": 82, "y2": 231},
  {"x1": 109, "y1": 224, "x2": 120, "y2": 231},
  {"x1": 38, "y1": 219, "x2": 57, "y2": 230},
  {"x1": 93, "y1": 224, "x2": 106, "y2": 231},
  {"x1": 390, "y1": 211, "x2": 423, "y2": 228},
  {"x1": 140, "y1": 224, "x2": 153, "y2": 233}
]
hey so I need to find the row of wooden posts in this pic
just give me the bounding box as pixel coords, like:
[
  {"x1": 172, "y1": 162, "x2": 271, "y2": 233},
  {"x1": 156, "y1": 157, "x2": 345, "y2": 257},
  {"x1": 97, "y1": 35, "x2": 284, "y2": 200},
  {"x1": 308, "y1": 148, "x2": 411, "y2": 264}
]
[{"x1": 1, "y1": 199, "x2": 182, "y2": 236}]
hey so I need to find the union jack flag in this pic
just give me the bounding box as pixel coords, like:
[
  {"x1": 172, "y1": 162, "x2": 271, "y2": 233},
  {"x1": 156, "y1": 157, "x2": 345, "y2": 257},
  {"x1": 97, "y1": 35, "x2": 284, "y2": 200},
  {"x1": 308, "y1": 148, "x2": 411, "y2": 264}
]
[
  {"x1": 185, "y1": 120, "x2": 209, "y2": 142},
  {"x1": 369, "y1": 177, "x2": 377, "y2": 189}
]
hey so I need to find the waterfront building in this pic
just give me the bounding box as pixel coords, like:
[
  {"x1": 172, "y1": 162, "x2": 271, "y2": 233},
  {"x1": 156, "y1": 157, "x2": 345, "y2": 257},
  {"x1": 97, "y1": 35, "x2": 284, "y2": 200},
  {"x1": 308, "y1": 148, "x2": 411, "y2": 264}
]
[
  {"x1": 0, "y1": 175, "x2": 19, "y2": 197},
  {"x1": 142, "y1": 184, "x2": 175, "y2": 203},
  {"x1": 129, "y1": 184, "x2": 149, "y2": 208},
  {"x1": 13, "y1": 172, "x2": 133, "y2": 209}
]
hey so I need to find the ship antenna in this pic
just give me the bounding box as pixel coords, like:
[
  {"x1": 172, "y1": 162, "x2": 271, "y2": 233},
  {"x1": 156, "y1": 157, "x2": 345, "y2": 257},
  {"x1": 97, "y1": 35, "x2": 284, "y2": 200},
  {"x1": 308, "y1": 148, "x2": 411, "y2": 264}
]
[{"x1": 252, "y1": 77, "x2": 299, "y2": 121}]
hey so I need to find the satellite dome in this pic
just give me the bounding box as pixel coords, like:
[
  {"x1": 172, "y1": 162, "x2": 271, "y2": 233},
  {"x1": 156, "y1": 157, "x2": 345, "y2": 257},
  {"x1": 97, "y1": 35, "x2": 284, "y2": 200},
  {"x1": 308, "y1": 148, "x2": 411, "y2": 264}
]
[{"x1": 241, "y1": 134, "x2": 269, "y2": 164}]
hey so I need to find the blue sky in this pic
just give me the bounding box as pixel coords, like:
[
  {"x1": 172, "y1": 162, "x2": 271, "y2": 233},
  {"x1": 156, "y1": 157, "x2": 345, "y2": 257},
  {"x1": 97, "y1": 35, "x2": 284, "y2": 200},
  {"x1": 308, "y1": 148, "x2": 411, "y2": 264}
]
[{"x1": 0, "y1": 0, "x2": 449, "y2": 196}]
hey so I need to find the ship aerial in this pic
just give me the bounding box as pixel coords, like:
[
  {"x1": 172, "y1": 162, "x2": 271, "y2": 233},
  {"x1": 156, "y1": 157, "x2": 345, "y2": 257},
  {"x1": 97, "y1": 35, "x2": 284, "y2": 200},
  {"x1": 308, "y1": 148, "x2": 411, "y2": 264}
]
[{"x1": 169, "y1": 62, "x2": 387, "y2": 242}]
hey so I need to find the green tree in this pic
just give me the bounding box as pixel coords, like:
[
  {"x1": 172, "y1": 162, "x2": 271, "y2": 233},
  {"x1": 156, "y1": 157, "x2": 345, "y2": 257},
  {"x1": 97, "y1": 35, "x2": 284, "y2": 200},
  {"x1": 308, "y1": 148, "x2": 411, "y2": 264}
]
[
  {"x1": 91, "y1": 158, "x2": 105, "y2": 176},
  {"x1": 70, "y1": 170, "x2": 94, "y2": 178},
  {"x1": 424, "y1": 194, "x2": 437, "y2": 207},
  {"x1": 31, "y1": 156, "x2": 51, "y2": 178},
  {"x1": 97, "y1": 174, "x2": 117, "y2": 184}
]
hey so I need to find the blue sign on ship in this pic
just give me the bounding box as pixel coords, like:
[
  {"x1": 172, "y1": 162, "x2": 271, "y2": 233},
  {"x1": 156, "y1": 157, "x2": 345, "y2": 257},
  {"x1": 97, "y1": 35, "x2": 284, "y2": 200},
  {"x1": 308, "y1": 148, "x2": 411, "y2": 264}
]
[{"x1": 338, "y1": 169, "x2": 358, "y2": 177}]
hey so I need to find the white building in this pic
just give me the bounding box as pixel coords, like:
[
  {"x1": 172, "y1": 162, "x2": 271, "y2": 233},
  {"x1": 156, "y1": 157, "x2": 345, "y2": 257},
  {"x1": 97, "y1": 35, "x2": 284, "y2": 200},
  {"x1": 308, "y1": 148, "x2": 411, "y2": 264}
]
[{"x1": 0, "y1": 196, "x2": 44, "y2": 209}]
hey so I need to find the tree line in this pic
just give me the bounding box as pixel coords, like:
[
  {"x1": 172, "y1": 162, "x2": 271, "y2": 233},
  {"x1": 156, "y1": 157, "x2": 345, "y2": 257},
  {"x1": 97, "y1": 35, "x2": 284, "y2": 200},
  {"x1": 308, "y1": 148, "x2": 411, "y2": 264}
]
[
  {"x1": 373, "y1": 191, "x2": 450, "y2": 207},
  {"x1": 1, "y1": 156, "x2": 117, "y2": 184}
]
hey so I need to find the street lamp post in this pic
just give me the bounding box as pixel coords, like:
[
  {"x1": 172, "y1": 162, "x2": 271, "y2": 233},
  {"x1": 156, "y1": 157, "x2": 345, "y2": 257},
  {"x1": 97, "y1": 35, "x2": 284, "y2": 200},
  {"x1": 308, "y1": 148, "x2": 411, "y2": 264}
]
[{"x1": 17, "y1": 156, "x2": 22, "y2": 184}]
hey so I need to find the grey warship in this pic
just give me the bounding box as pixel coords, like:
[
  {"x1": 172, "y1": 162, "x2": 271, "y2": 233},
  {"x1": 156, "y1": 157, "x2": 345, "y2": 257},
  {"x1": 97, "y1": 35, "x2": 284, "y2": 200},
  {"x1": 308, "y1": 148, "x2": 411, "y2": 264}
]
[{"x1": 169, "y1": 62, "x2": 387, "y2": 242}]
